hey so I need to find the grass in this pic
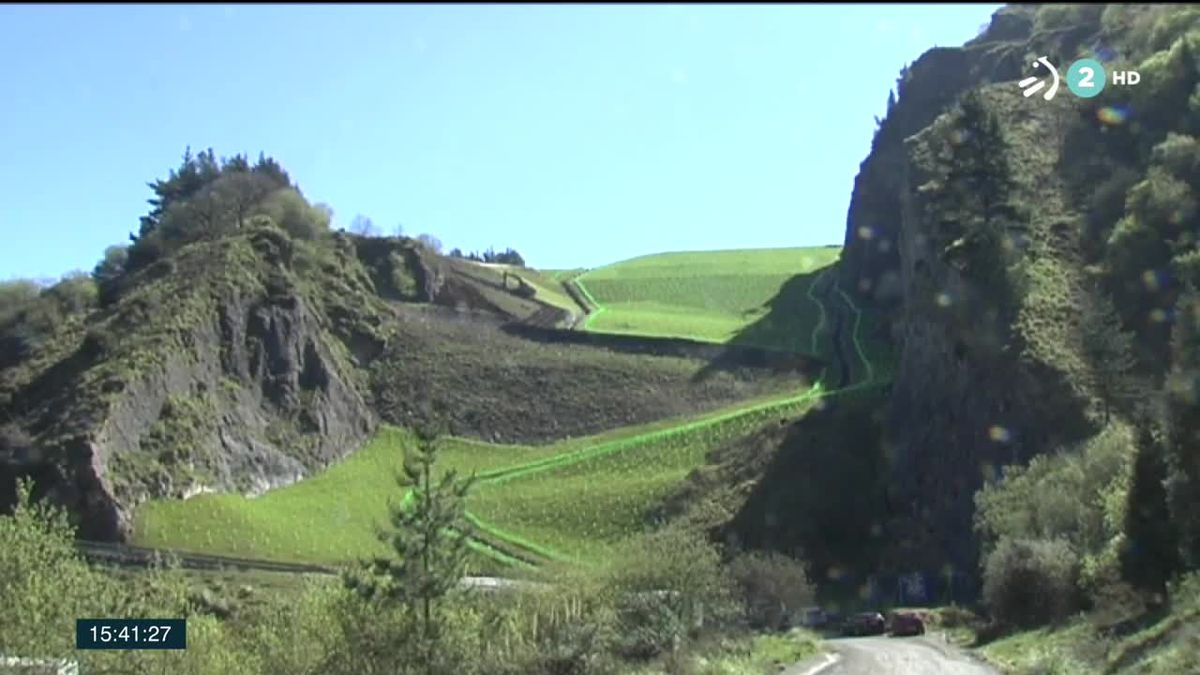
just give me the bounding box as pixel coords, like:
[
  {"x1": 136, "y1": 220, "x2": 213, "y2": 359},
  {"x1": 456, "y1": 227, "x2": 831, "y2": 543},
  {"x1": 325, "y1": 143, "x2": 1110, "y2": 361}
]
[
  {"x1": 467, "y1": 386, "x2": 823, "y2": 563},
  {"x1": 444, "y1": 258, "x2": 583, "y2": 320},
  {"x1": 575, "y1": 247, "x2": 841, "y2": 354},
  {"x1": 134, "y1": 386, "x2": 818, "y2": 569},
  {"x1": 542, "y1": 268, "x2": 588, "y2": 282},
  {"x1": 977, "y1": 574, "x2": 1200, "y2": 674}
]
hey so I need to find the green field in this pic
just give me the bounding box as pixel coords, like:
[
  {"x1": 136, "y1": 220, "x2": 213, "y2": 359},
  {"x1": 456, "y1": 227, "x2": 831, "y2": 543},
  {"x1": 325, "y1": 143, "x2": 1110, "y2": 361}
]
[
  {"x1": 575, "y1": 247, "x2": 841, "y2": 353},
  {"x1": 133, "y1": 385, "x2": 821, "y2": 569}
]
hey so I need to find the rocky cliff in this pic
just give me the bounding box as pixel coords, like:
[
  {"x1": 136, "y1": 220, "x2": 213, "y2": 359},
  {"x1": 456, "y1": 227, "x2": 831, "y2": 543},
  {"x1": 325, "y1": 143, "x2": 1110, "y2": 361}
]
[
  {"x1": 837, "y1": 4, "x2": 1185, "y2": 581},
  {"x1": 0, "y1": 227, "x2": 385, "y2": 540}
]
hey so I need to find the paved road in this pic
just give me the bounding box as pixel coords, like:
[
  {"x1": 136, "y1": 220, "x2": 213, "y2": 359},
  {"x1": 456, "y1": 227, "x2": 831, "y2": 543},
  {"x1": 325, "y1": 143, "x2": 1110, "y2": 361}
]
[{"x1": 785, "y1": 636, "x2": 1000, "y2": 675}]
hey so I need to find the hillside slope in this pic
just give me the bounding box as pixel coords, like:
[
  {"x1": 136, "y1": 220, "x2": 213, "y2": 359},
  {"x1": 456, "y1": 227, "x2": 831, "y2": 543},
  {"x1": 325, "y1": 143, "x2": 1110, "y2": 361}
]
[{"x1": 1, "y1": 193, "x2": 816, "y2": 543}]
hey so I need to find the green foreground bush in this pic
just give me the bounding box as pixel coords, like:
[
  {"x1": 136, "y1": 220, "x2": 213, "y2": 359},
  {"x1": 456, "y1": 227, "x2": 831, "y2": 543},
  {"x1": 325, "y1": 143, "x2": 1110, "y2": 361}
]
[{"x1": 982, "y1": 538, "x2": 1082, "y2": 630}]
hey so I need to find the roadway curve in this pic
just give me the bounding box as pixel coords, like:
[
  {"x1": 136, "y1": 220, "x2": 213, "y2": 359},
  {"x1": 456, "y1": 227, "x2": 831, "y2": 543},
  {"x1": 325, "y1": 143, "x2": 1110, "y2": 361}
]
[{"x1": 785, "y1": 637, "x2": 999, "y2": 675}]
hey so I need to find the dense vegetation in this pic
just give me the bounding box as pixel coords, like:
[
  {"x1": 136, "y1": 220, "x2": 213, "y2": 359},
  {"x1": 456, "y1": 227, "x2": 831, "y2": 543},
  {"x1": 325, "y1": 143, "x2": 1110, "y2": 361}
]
[
  {"x1": 3, "y1": 477, "x2": 821, "y2": 675},
  {"x1": 868, "y1": 5, "x2": 1200, "y2": 672}
]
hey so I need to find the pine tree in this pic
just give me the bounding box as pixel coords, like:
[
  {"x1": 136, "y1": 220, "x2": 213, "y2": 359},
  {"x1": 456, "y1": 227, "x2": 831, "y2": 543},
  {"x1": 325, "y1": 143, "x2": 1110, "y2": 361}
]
[
  {"x1": 1079, "y1": 284, "x2": 1141, "y2": 423},
  {"x1": 342, "y1": 423, "x2": 476, "y2": 673},
  {"x1": 1165, "y1": 289, "x2": 1200, "y2": 569},
  {"x1": 929, "y1": 90, "x2": 1024, "y2": 312}
]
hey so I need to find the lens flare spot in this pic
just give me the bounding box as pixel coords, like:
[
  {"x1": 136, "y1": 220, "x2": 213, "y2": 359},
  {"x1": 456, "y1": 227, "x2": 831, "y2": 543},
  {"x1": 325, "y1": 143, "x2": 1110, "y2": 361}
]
[
  {"x1": 827, "y1": 566, "x2": 846, "y2": 581},
  {"x1": 988, "y1": 425, "x2": 1013, "y2": 443},
  {"x1": 1097, "y1": 105, "x2": 1130, "y2": 126},
  {"x1": 858, "y1": 277, "x2": 873, "y2": 293},
  {"x1": 1150, "y1": 308, "x2": 1168, "y2": 323},
  {"x1": 857, "y1": 226, "x2": 875, "y2": 241},
  {"x1": 935, "y1": 292, "x2": 954, "y2": 308},
  {"x1": 1142, "y1": 269, "x2": 1165, "y2": 293}
]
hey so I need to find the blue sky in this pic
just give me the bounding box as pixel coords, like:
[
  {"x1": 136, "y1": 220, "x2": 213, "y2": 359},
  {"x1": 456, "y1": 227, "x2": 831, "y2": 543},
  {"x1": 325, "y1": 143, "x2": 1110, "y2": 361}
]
[{"x1": 0, "y1": 4, "x2": 1000, "y2": 280}]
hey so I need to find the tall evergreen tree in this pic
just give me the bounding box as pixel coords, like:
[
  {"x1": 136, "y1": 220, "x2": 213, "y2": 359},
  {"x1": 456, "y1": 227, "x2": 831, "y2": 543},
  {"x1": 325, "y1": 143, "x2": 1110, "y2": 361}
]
[
  {"x1": 928, "y1": 90, "x2": 1024, "y2": 313},
  {"x1": 342, "y1": 423, "x2": 476, "y2": 673},
  {"x1": 1079, "y1": 283, "x2": 1141, "y2": 422},
  {"x1": 1165, "y1": 289, "x2": 1200, "y2": 569}
]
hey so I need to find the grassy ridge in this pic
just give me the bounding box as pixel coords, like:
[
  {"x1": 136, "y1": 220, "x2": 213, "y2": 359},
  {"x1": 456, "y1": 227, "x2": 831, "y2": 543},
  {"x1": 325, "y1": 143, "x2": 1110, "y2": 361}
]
[
  {"x1": 576, "y1": 247, "x2": 840, "y2": 353},
  {"x1": 133, "y1": 387, "x2": 817, "y2": 567},
  {"x1": 467, "y1": 386, "x2": 822, "y2": 562}
]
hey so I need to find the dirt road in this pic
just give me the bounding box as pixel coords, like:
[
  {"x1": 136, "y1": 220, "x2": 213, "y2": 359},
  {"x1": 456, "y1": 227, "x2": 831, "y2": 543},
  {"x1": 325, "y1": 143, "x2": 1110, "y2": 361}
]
[{"x1": 785, "y1": 636, "x2": 1000, "y2": 675}]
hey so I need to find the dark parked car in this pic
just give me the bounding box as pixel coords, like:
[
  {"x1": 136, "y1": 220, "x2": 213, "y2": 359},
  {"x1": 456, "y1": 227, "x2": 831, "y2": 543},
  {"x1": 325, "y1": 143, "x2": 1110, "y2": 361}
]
[
  {"x1": 842, "y1": 612, "x2": 886, "y2": 636},
  {"x1": 889, "y1": 611, "x2": 926, "y2": 637}
]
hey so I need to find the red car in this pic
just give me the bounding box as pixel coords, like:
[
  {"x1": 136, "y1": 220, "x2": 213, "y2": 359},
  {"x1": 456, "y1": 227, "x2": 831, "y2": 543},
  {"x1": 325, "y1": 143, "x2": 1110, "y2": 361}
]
[{"x1": 889, "y1": 612, "x2": 926, "y2": 637}]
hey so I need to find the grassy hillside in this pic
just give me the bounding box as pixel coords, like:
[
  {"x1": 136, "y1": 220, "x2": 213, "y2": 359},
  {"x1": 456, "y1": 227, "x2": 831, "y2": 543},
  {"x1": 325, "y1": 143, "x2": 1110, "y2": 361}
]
[
  {"x1": 575, "y1": 247, "x2": 841, "y2": 354},
  {"x1": 133, "y1": 385, "x2": 821, "y2": 569}
]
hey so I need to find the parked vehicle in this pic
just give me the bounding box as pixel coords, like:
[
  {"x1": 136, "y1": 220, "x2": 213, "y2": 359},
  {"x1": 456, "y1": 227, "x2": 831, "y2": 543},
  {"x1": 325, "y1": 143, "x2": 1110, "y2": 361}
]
[
  {"x1": 888, "y1": 611, "x2": 926, "y2": 637},
  {"x1": 842, "y1": 611, "x2": 886, "y2": 636}
]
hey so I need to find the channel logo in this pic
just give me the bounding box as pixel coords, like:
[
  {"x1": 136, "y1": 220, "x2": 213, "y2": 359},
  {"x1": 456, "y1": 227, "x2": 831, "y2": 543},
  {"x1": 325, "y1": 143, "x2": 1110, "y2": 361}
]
[
  {"x1": 1017, "y1": 57, "x2": 1060, "y2": 101},
  {"x1": 1019, "y1": 56, "x2": 1141, "y2": 101}
]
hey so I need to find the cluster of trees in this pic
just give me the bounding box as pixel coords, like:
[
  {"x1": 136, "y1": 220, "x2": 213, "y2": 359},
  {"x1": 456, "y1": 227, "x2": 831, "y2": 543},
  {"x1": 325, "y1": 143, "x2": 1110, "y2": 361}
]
[
  {"x1": 125, "y1": 148, "x2": 333, "y2": 274},
  {"x1": 447, "y1": 247, "x2": 526, "y2": 267},
  {"x1": 345, "y1": 214, "x2": 447, "y2": 256},
  {"x1": 0, "y1": 273, "x2": 99, "y2": 371}
]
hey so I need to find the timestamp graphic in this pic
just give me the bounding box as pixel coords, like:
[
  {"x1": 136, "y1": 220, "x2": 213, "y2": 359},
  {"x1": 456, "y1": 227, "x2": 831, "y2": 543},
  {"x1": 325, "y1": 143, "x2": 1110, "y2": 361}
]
[{"x1": 76, "y1": 619, "x2": 187, "y2": 650}]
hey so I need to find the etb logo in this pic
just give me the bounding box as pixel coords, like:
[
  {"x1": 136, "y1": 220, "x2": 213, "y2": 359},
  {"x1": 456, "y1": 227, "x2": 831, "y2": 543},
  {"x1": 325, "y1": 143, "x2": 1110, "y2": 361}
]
[{"x1": 1019, "y1": 56, "x2": 1139, "y2": 101}]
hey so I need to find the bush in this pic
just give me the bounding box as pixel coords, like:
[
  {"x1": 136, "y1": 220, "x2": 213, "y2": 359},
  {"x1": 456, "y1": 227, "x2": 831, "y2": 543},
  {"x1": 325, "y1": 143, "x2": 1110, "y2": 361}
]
[
  {"x1": 727, "y1": 551, "x2": 815, "y2": 631},
  {"x1": 975, "y1": 425, "x2": 1135, "y2": 557},
  {"x1": 603, "y1": 527, "x2": 739, "y2": 659},
  {"x1": 982, "y1": 538, "x2": 1082, "y2": 629},
  {"x1": 1034, "y1": 4, "x2": 1103, "y2": 32},
  {"x1": 254, "y1": 188, "x2": 330, "y2": 241},
  {"x1": 0, "y1": 279, "x2": 41, "y2": 325},
  {"x1": 44, "y1": 271, "x2": 98, "y2": 315}
]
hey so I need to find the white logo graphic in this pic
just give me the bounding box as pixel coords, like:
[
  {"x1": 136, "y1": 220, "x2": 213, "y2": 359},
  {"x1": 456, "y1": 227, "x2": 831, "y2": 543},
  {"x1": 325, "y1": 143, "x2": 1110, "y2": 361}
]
[{"x1": 1017, "y1": 57, "x2": 1060, "y2": 101}]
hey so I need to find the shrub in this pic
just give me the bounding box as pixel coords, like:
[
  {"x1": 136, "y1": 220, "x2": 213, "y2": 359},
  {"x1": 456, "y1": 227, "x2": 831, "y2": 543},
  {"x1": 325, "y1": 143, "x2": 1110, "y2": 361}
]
[
  {"x1": 727, "y1": 551, "x2": 815, "y2": 631},
  {"x1": 603, "y1": 527, "x2": 739, "y2": 658},
  {"x1": 254, "y1": 188, "x2": 330, "y2": 241},
  {"x1": 0, "y1": 279, "x2": 41, "y2": 326},
  {"x1": 982, "y1": 538, "x2": 1082, "y2": 629},
  {"x1": 44, "y1": 271, "x2": 98, "y2": 315}
]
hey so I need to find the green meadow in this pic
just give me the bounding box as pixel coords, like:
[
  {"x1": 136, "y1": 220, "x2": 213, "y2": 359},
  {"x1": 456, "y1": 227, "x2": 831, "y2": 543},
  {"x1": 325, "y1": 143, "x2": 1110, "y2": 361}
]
[
  {"x1": 133, "y1": 385, "x2": 821, "y2": 569},
  {"x1": 575, "y1": 247, "x2": 841, "y2": 353}
]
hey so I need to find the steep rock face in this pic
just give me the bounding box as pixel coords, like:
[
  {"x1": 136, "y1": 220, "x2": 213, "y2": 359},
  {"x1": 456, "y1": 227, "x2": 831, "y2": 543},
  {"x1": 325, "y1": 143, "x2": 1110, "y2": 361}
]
[
  {"x1": 884, "y1": 95, "x2": 1096, "y2": 579},
  {"x1": 2, "y1": 231, "x2": 379, "y2": 541},
  {"x1": 82, "y1": 293, "x2": 372, "y2": 540},
  {"x1": 839, "y1": 6, "x2": 1116, "y2": 580}
]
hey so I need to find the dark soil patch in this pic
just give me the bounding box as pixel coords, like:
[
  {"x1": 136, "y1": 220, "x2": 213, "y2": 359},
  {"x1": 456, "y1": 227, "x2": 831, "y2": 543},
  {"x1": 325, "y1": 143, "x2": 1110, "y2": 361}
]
[{"x1": 370, "y1": 305, "x2": 813, "y2": 444}]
